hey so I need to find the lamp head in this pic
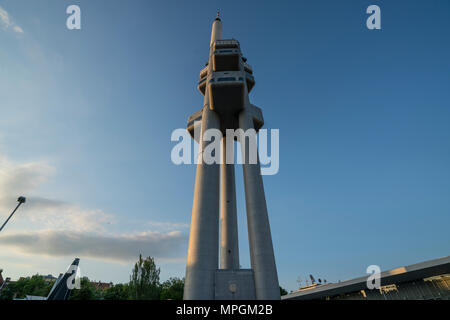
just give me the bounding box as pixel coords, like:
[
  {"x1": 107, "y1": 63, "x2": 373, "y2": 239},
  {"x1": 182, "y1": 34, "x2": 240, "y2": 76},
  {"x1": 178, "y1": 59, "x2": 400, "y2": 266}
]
[{"x1": 17, "y1": 196, "x2": 26, "y2": 204}]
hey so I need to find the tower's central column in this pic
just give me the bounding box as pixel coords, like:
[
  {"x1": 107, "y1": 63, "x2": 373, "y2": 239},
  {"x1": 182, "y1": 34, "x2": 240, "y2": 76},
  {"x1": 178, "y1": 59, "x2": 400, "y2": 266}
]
[{"x1": 220, "y1": 135, "x2": 239, "y2": 270}]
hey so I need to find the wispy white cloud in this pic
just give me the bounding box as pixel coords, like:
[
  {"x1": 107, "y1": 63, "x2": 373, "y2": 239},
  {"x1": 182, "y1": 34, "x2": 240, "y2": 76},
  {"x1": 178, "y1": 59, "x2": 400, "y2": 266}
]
[
  {"x1": 13, "y1": 25, "x2": 23, "y2": 34},
  {"x1": 0, "y1": 156, "x2": 113, "y2": 233},
  {"x1": 146, "y1": 220, "x2": 189, "y2": 231},
  {"x1": 0, "y1": 230, "x2": 186, "y2": 263},
  {"x1": 0, "y1": 5, "x2": 24, "y2": 34},
  {"x1": 0, "y1": 6, "x2": 11, "y2": 27},
  {"x1": 0, "y1": 153, "x2": 187, "y2": 263},
  {"x1": 0, "y1": 156, "x2": 53, "y2": 196}
]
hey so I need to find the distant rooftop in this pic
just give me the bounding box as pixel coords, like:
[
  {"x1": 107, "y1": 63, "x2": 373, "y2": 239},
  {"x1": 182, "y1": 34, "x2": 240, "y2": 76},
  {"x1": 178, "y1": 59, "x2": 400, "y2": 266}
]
[{"x1": 283, "y1": 256, "x2": 450, "y2": 300}]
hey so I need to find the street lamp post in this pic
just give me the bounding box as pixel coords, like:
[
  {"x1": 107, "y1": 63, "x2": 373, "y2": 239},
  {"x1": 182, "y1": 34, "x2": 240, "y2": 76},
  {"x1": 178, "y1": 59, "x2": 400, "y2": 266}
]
[{"x1": 0, "y1": 196, "x2": 26, "y2": 233}]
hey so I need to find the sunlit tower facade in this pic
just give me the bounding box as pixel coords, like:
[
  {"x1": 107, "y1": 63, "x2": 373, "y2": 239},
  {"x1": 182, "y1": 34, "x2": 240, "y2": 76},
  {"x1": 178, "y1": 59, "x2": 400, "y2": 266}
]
[{"x1": 183, "y1": 15, "x2": 280, "y2": 300}]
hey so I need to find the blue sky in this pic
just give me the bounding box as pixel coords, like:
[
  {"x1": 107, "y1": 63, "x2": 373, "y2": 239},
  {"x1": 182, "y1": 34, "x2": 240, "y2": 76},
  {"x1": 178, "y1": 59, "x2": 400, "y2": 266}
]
[{"x1": 0, "y1": 0, "x2": 449, "y2": 292}]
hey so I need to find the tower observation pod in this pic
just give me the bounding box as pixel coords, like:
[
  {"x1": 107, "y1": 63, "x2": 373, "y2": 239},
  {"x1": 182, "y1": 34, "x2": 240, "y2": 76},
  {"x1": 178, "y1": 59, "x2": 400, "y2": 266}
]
[{"x1": 184, "y1": 15, "x2": 280, "y2": 300}]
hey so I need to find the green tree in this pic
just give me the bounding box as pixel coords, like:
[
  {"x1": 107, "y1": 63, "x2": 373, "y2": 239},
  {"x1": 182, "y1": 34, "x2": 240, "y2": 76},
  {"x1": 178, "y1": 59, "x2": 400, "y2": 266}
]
[
  {"x1": 69, "y1": 277, "x2": 101, "y2": 300},
  {"x1": 103, "y1": 283, "x2": 130, "y2": 300},
  {"x1": 160, "y1": 277, "x2": 184, "y2": 300},
  {"x1": 4, "y1": 275, "x2": 54, "y2": 299},
  {"x1": 0, "y1": 284, "x2": 15, "y2": 300},
  {"x1": 129, "y1": 254, "x2": 161, "y2": 300}
]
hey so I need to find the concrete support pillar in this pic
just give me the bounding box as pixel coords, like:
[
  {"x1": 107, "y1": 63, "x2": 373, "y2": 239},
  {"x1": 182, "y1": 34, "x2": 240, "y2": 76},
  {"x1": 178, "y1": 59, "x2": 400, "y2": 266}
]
[
  {"x1": 220, "y1": 135, "x2": 240, "y2": 270},
  {"x1": 239, "y1": 109, "x2": 280, "y2": 300},
  {"x1": 184, "y1": 106, "x2": 221, "y2": 300}
]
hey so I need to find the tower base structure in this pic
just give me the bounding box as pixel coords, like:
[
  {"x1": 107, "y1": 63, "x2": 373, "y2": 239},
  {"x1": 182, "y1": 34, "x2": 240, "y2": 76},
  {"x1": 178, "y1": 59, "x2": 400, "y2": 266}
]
[{"x1": 215, "y1": 270, "x2": 256, "y2": 300}]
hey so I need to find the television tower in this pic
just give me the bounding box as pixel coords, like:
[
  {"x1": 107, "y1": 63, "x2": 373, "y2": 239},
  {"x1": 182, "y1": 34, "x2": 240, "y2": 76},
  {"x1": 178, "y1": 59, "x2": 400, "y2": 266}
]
[{"x1": 183, "y1": 15, "x2": 280, "y2": 300}]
